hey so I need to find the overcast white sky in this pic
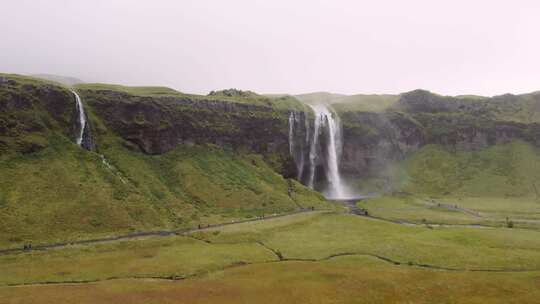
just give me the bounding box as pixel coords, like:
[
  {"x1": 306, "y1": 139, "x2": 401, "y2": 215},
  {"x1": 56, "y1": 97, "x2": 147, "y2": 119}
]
[{"x1": 1, "y1": 0, "x2": 539, "y2": 96}]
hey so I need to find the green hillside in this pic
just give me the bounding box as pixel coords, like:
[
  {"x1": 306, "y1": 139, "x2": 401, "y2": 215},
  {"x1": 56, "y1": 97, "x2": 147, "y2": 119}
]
[
  {"x1": 357, "y1": 140, "x2": 540, "y2": 230},
  {"x1": 401, "y1": 140, "x2": 540, "y2": 198},
  {"x1": 0, "y1": 75, "x2": 327, "y2": 248}
]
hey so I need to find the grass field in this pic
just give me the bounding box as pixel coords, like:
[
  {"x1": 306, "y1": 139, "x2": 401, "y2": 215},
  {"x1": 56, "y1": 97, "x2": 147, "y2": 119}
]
[
  {"x1": 357, "y1": 195, "x2": 540, "y2": 229},
  {"x1": 1, "y1": 211, "x2": 540, "y2": 303},
  {"x1": 2, "y1": 256, "x2": 539, "y2": 304},
  {"x1": 357, "y1": 196, "x2": 482, "y2": 225}
]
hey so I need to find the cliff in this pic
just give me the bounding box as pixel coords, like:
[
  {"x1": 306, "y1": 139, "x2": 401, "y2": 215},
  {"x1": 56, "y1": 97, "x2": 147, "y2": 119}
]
[
  {"x1": 336, "y1": 89, "x2": 540, "y2": 191},
  {"x1": 3, "y1": 73, "x2": 540, "y2": 245},
  {"x1": 75, "y1": 84, "x2": 315, "y2": 177},
  {"x1": 0, "y1": 75, "x2": 326, "y2": 247}
]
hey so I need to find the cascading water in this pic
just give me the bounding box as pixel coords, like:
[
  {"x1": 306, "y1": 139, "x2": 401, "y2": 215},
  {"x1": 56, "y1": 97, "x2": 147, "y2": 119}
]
[
  {"x1": 70, "y1": 91, "x2": 122, "y2": 181},
  {"x1": 71, "y1": 90, "x2": 87, "y2": 146},
  {"x1": 307, "y1": 104, "x2": 345, "y2": 199},
  {"x1": 288, "y1": 104, "x2": 348, "y2": 200},
  {"x1": 289, "y1": 112, "x2": 307, "y2": 181}
]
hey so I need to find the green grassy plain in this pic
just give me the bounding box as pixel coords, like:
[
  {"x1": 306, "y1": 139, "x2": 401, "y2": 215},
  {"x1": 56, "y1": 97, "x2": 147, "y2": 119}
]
[
  {"x1": 358, "y1": 195, "x2": 540, "y2": 229},
  {"x1": 3, "y1": 212, "x2": 540, "y2": 285},
  {"x1": 1, "y1": 212, "x2": 540, "y2": 303},
  {"x1": 357, "y1": 196, "x2": 482, "y2": 224},
  {"x1": 2, "y1": 256, "x2": 539, "y2": 304}
]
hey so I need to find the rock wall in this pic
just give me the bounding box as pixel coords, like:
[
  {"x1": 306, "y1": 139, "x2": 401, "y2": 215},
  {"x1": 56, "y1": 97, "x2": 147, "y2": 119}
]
[
  {"x1": 0, "y1": 78, "x2": 75, "y2": 153},
  {"x1": 78, "y1": 89, "x2": 298, "y2": 176},
  {"x1": 5, "y1": 75, "x2": 540, "y2": 188},
  {"x1": 337, "y1": 90, "x2": 540, "y2": 178},
  {"x1": 339, "y1": 111, "x2": 424, "y2": 177}
]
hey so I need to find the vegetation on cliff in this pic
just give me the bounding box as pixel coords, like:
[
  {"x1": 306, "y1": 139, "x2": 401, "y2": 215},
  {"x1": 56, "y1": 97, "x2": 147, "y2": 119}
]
[{"x1": 0, "y1": 74, "x2": 326, "y2": 247}]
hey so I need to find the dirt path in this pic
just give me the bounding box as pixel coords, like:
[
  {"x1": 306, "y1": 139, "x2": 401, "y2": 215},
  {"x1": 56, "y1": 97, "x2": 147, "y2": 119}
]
[
  {"x1": 332, "y1": 199, "x2": 502, "y2": 229},
  {"x1": 425, "y1": 200, "x2": 482, "y2": 218}
]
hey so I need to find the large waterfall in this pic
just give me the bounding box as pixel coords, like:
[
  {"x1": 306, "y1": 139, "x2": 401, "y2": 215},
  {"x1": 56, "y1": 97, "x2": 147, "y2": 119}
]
[
  {"x1": 71, "y1": 90, "x2": 87, "y2": 146},
  {"x1": 289, "y1": 103, "x2": 348, "y2": 199}
]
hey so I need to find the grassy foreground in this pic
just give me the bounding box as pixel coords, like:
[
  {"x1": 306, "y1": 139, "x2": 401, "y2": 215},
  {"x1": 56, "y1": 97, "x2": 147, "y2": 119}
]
[
  {"x1": 1, "y1": 212, "x2": 540, "y2": 303},
  {"x1": 2, "y1": 255, "x2": 539, "y2": 304}
]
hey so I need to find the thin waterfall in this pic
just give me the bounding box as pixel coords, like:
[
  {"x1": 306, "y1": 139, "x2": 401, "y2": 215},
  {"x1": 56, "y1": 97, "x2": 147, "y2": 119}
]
[
  {"x1": 288, "y1": 112, "x2": 307, "y2": 181},
  {"x1": 71, "y1": 90, "x2": 86, "y2": 146},
  {"x1": 288, "y1": 112, "x2": 295, "y2": 156}
]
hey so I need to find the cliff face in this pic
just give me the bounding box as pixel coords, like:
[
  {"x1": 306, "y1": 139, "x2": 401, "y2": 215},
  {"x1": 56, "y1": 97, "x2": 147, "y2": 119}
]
[
  {"x1": 80, "y1": 87, "x2": 540, "y2": 185},
  {"x1": 0, "y1": 76, "x2": 328, "y2": 246},
  {"x1": 337, "y1": 90, "x2": 540, "y2": 179},
  {"x1": 340, "y1": 111, "x2": 424, "y2": 177},
  {"x1": 77, "y1": 87, "x2": 307, "y2": 176},
  {"x1": 0, "y1": 75, "x2": 75, "y2": 154},
  {"x1": 3, "y1": 74, "x2": 540, "y2": 192}
]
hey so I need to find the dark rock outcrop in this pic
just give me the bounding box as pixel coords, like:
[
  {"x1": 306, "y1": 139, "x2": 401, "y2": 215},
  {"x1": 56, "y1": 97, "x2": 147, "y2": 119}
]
[
  {"x1": 337, "y1": 90, "x2": 540, "y2": 178},
  {"x1": 339, "y1": 111, "x2": 424, "y2": 177},
  {"x1": 78, "y1": 89, "x2": 297, "y2": 175},
  {"x1": 0, "y1": 78, "x2": 75, "y2": 153}
]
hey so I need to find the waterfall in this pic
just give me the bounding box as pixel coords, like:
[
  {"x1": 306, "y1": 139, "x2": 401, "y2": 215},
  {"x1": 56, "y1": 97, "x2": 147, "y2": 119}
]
[
  {"x1": 288, "y1": 104, "x2": 347, "y2": 199},
  {"x1": 71, "y1": 90, "x2": 87, "y2": 146},
  {"x1": 289, "y1": 112, "x2": 306, "y2": 181},
  {"x1": 308, "y1": 104, "x2": 345, "y2": 199},
  {"x1": 288, "y1": 112, "x2": 295, "y2": 156},
  {"x1": 307, "y1": 112, "x2": 321, "y2": 188},
  {"x1": 100, "y1": 154, "x2": 128, "y2": 184}
]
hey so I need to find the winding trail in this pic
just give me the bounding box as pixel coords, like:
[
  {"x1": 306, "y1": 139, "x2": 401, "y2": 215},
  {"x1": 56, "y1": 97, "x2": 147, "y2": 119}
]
[
  {"x1": 424, "y1": 200, "x2": 482, "y2": 218},
  {"x1": 332, "y1": 198, "x2": 539, "y2": 230},
  {"x1": 0, "y1": 208, "x2": 322, "y2": 255},
  {"x1": 4, "y1": 197, "x2": 531, "y2": 256}
]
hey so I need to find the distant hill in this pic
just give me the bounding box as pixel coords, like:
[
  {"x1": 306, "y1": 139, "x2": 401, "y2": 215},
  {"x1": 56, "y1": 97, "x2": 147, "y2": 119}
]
[
  {"x1": 295, "y1": 92, "x2": 347, "y2": 105},
  {"x1": 31, "y1": 73, "x2": 84, "y2": 86},
  {"x1": 295, "y1": 92, "x2": 400, "y2": 112}
]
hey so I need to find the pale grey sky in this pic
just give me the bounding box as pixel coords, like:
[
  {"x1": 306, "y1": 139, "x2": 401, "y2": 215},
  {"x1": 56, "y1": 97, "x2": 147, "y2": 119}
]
[{"x1": 1, "y1": 0, "x2": 539, "y2": 96}]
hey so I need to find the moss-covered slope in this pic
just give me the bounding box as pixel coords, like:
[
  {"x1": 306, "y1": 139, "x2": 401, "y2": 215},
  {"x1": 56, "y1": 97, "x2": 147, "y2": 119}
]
[{"x1": 400, "y1": 140, "x2": 540, "y2": 198}]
